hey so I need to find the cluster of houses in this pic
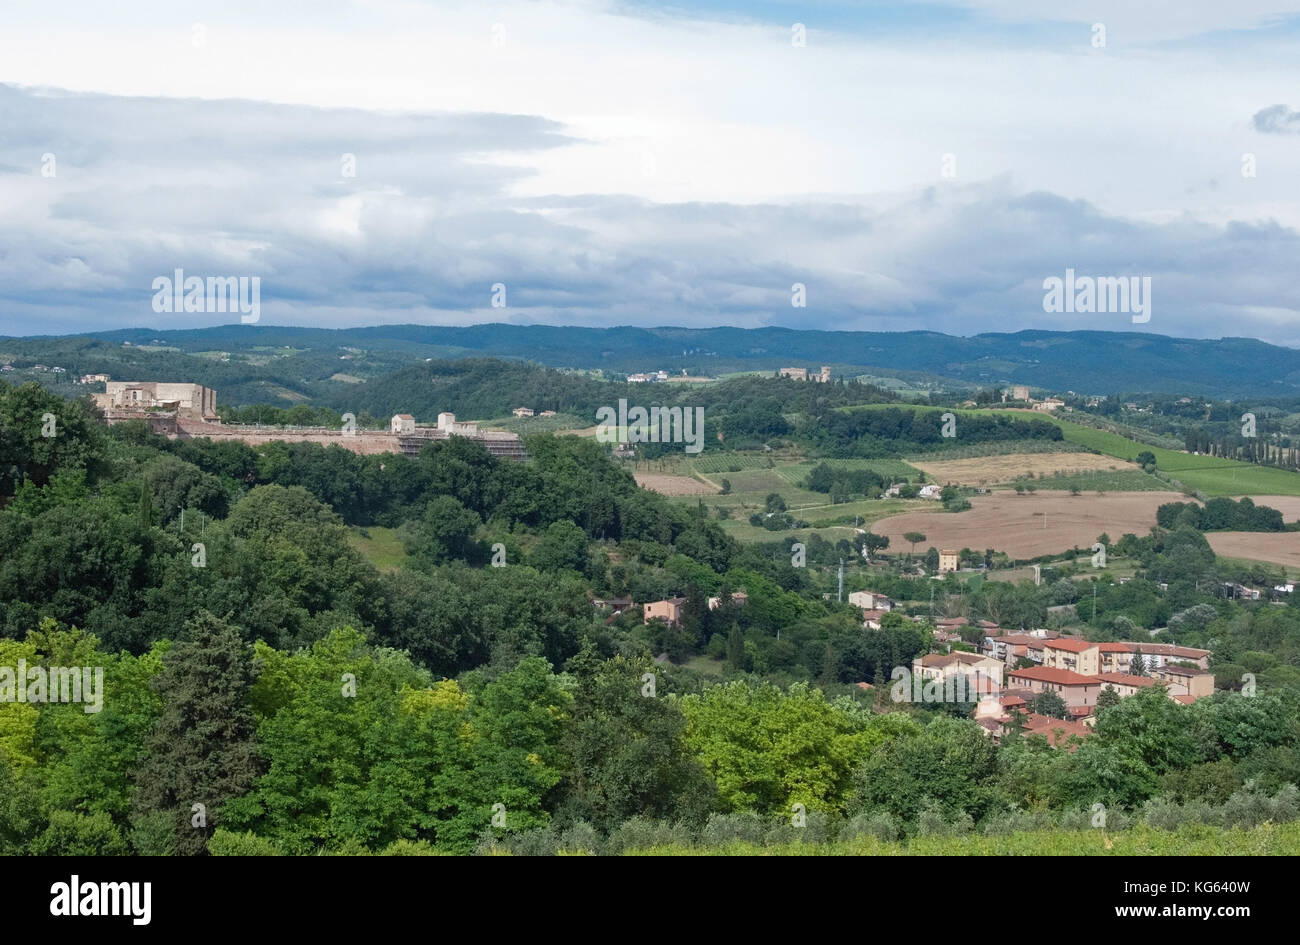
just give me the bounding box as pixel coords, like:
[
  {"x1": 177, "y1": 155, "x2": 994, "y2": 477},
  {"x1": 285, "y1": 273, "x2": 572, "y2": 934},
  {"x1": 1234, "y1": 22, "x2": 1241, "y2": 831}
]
[
  {"x1": 626, "y1": 370, "x2": 670, "y2": 383},
  {"x1": 510, "y1": 407, "x2": 558, "y2": 418},
  {"x1": 848, "y1": 592, "x2": 1215, "y2": 749},
  {"x1": 1, "y1": 363, "x2": 68, "y2": 375},
  {"x1": 1000, "y1": 385, "x2": 1065, "y2": 412},
  {"x1": 592, "y1": 592, "x2": 749, "y2": 625},
  {"x1": 778, "y1": 366, "x2": 832, "y2": 382},
  {"x1": 884, "y1": 481, "x2": 944, "y2": 499}
]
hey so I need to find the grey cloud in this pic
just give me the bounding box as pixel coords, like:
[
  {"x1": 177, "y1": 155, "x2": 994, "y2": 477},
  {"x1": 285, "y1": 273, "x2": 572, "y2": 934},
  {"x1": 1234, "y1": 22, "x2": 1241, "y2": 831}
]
[
  {"x1": 0, "y1": 85, "x2": 1298, "y2": 345},
  {"x1": 1253, "y1": 104, "x2": 1300, "y2": 134}
]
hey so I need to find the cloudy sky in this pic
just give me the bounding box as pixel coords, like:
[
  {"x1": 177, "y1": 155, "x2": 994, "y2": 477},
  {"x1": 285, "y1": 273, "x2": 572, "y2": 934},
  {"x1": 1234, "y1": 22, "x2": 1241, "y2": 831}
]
[{"x1": 2, "y1": 0, "x2": 1299, "y2": 341}]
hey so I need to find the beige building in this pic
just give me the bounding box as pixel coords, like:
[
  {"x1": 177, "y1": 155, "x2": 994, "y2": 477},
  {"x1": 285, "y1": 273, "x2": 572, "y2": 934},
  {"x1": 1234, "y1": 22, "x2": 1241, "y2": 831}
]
[
  {"x1": 914, "y1": 651, "x2": 1005, "y2": 687},
  {"x1": 1007, "y1": 666, "x2": 1102, "y2": 708},
  {"x1": 1043, "y1": 638, "x2": 1101, "y2": 676},
  {"x1": 93, "y1": 381, "x2": 218, "y2": 421},
  {"x1": 1152, "y1": 665, "x2": 1215, "y2": 700},
  {"x1": 938, "y1": 550, "x2": 959, "y2": 574},
  {"x1": 643, "y1": 597, "x2": 687, "y2": 627},
  {"x1": 848, "y1": 590, "x2": 893, "y2": 612},
  {"x1": 513, "y1": 407, "x2": 534, "y2": 417},
  {"x1": 778, "y1": 367, "x2": 808, "y2": 381},
  {"x1": 390, "y1": 414, "x2": 415, "y2": 434}
]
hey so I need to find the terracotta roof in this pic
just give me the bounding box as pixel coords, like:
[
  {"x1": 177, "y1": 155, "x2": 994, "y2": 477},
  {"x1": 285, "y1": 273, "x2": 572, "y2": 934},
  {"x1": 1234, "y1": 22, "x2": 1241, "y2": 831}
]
[
  {"x1": 1009, "y1": 666, "x2": 1099, "y2": 686},
  {"x1": 1173, "y1": 694, "x2": 1197, "y2": 704},
  {"x1": 1097, "y1": 672, "x2": 1157, "y2": 688},
  {"x1": 1067, "y1": 705, "x2": 1094, "y2": 718},
  {"x1": 1096, "y1": 641, "x2": 1131, "y2": 653},
  {"x1": 1046, "y1": 638, "x2": 1096, "y2": 653},
  {"x1": 1155, "y1": 665, "x2": 1212, "y2": 677},
  {"x1": 1021, "y1": 713, "x2": 1092, "y2": 747}
]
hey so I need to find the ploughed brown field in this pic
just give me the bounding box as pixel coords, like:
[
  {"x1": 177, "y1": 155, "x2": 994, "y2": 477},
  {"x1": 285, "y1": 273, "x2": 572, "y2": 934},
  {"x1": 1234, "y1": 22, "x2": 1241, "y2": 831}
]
[
  {"x1": 872, "y1": 491, "x2": 1187, "y2": 558},
  {"x1": 1235, "y1": 496, "x2": 1300, "y2": 522},
  {"x1": 1206, "y1": 532, "x2": 1300, "y2": 569},
  {"x1": 634, "y1": 472, "x2": 718, "y2": 495},
  {"x1": 911, "y1": 452, "x2": 1133, "y2": 485}
]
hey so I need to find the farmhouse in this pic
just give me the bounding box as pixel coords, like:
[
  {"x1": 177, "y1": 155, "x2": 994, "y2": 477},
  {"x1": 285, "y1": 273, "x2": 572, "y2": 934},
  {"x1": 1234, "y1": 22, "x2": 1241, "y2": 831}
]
[
  {"x1": 848, "y1": 590, "x2": 893, "y2": 612},
  {"x1": 643, "y1": 597, "x2": 687, "y2": 626}
]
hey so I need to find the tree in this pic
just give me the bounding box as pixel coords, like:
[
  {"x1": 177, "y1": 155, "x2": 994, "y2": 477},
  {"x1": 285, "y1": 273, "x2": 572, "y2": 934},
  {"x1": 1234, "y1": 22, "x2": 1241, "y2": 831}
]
[
  {"x1": 924, "y1": 547, "x2": 940, "y2": 572},
  {"x1": 1130, "y1": 647, "x2": 1147, "y2": 676},
  {"x1": 765, "y1": 492, "x2": 787, "y2": 513},
  {"x1": 560, "y1": 654, "x2": 713, "y2": 831},
  {"x1": 131, "y1": 612, "x2": 262, "y2": 855},
  {"x1": 903, "y1": 531, "x2": 926, "y2": 556},
  {"x1": 861, "y1": 532, "x2": 889, "y2": 560},
  {"x1": 530, "y1": 520, "x2": 589, "y2": 574},
  {"x1": 1095, "y1": 685, "x2": 1121, "y2": 714},
  {"x1": 726, "y1": 624, "x2": 745, "y2": 671},
  {"x1": 1030, "y1": 690, "x2": 1069, "y2": 720},
  {"x1": 407, "y1": 495, "x2": 482, "y2": 565}
]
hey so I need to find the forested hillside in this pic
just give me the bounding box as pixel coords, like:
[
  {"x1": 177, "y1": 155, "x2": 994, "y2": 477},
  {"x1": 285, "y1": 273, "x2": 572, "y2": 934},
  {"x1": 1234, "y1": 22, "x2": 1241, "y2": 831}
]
[{"x1": 2, "y1": 377, "x2": 1299, "y2": 856}]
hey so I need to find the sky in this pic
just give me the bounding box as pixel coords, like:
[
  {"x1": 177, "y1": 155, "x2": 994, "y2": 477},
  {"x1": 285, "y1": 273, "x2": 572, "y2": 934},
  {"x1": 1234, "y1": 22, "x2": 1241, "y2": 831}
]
[{"x1": 1, "y1": 0, "x2": 1299, "y2": 342}]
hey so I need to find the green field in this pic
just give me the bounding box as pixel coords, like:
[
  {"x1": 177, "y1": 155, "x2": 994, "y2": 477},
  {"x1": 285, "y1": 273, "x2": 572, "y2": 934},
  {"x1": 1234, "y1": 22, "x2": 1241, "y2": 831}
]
[
  {"x1": 347, "y1": 526, "x2": 407, "y2": 571},
  {"x1": 485, "y1": 412, "x2": 588, "y2": 434},
  {"x1": 839, "y1": 404, "x2": 1300, "y2": 497},
  {"x1": 1007, "y1": 469, "x2": 1167, "y2": 492}
]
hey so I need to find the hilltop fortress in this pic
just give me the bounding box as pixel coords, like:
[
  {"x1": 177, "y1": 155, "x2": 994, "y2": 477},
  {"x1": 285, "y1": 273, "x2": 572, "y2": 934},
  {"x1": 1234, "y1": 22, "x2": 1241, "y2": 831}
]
[{"x1": 92, "y1": 381, "x2": 526, "y2": 459}]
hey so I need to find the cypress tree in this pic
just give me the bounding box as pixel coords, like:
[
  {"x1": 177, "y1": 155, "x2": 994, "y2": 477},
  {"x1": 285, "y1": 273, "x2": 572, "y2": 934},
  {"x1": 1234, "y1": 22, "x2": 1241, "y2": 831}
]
[{"x1": 131, "y1": 612, "x2": 262, "y2": 855}]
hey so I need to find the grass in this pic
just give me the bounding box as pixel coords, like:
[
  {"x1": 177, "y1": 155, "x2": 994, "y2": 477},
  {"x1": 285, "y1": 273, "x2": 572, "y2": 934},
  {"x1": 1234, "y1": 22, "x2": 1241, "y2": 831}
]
[
  {"x1": 347, "y1": 526, "x2": 408, "y2": 571},
  {"x1": 838, "y1": 404, "x2": 1300, "y2": 497},
  {"x1": 1007, "y1": 470, "x2": 1168, "y2": 492},
  {"x1": 624, "y1": 822, "x2": 1300, "y2": 856},
  {"x1": 485, "y1": 413, "x2": 588, "y2": 434}
]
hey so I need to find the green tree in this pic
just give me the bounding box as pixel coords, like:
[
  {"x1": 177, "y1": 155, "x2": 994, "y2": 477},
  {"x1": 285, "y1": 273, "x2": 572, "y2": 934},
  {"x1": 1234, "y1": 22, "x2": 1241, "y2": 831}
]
[
  {"x1": 530, "y1": 520, "x2": 589, "y2": 574},
  {"x1": 560, "y1": 654, "x2": 714, "y2": 831},
  {"x1": 1030, "y1": 690, "x2": 1069, "y2": 720},
  {"x1": 1095, "y1": 685, "x2": 1121, "y2": 714},
  {"x1": 131, "y1": 612, "x2": 263, "y2": 855},
  {"x1": 726, "y1": 624, "x2": 746, "y2": 671}
]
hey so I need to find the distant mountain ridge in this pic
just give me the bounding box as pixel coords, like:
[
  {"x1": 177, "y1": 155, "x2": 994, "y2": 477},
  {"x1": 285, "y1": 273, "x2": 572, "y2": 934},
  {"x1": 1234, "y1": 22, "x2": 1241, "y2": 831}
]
[{"x1": 3, "y1": 324, "x2": 1299, "y2": 400}]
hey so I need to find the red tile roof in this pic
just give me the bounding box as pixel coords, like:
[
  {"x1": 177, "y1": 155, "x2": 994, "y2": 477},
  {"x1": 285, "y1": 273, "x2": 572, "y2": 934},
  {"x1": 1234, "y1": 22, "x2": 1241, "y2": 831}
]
[
  {"x1": 1156, "y1": 665, "x2": 1212, "y2": 677},
  {"x1": 1009, "y1": 666, "x2": 1099, "y2": 686},
  {"x1": 1046, "y1": 638, "x2": 1096, "y2": 653},
  {"x1": 1021, "y1": 713, "x2": 1092, "y2": 747},
  {"x1": 1097, "y1": 672, "x2": 1157, "y2": 688}
]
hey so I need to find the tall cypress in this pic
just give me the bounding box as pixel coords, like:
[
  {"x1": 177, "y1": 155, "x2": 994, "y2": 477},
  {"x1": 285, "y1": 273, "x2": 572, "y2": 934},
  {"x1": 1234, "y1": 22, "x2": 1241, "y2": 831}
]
[{"x1": 131, "y1": 612, "x2": 263, "y2": 855}]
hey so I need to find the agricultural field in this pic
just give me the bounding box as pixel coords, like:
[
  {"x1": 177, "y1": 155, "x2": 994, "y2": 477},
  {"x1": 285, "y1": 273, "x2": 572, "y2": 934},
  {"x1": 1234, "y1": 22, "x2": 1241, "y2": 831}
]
[
  {"x1": 1205, "y1": 532, "x2": 1300, "y2": 571},
  {"x1": 871, "y1": 491, "x2": 1187, "y2": 559},
  {"x1": 839, "y1": 404, "x2": 1300, "y2": 497},
  {"x1": 634, "y1": 472, "x2": 718, "y2": 496},
  {"x1": 1234, "y1": 495, "x2": 1300, "y2": 522},
  {"x1": 911, "y1": 452, "x2": 1134, "y2": 486}
]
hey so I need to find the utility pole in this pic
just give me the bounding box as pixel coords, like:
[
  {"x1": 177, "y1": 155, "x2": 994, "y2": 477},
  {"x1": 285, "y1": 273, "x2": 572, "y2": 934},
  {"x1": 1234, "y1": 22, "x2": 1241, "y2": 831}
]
[
  {"x1": 1092, "y1": 583, "x2": 1097, "y2": 622},
  {"x1": 838, "y1": 558, "x2": 844, "y2": 603}
]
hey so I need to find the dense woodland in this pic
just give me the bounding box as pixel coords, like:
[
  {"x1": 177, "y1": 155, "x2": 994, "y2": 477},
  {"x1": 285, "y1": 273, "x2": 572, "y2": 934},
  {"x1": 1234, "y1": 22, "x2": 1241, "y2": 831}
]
[{"x1": 2, "y1": 378, "x2": 1299, "y2": 855}]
